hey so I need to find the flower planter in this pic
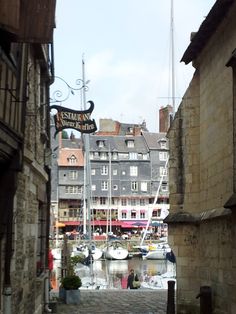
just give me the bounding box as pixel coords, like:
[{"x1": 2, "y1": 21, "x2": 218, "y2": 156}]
[
  {"x1": 65, "y1": 289, "x2": 81, "y2": 304},
  {"x1": 59, "y1": 286, "x2": 81, "y2": 304}
]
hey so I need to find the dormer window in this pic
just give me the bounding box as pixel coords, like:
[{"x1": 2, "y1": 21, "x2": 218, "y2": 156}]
[
  {"x1": 128, "y1": 127, "x2": 133, "y2": 133},
  {"x1": 97, "y1": 140, "x2": 105, "y2": 148},
  {"x1": 158, "y1": 138, "x2": 167, "y2": 149},
  {"x1": 126, "y1": 139, "x2": 134, "y2": 148},
  {"x1": 160, "y1": 142, "x2": 166, "y2": 149},
  {"x1": 68, "y1": 155, "x2": 77, "y2": 164}
]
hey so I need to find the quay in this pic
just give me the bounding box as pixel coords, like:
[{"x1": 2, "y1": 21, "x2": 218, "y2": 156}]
[{"x1": 51, "y1": 289, "x2": 168, "y2": 314}]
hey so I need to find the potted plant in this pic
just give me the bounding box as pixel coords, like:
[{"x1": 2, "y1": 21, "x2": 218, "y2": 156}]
[{"x1": 59, "y1": 256, "x2": 82, "y2": 304}]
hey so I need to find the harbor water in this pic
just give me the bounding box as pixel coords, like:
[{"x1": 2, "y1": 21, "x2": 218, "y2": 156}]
[{"x1": 51, "y1": 257, "x2": 176, "y2": 290}]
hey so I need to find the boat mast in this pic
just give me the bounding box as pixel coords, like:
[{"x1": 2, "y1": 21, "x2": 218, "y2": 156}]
[
  {"x1": 140, "y1": 157, "x2": 169, "y2": 246},
  {"x1": 108, "y1": 143, "x2": 112, "y2": 233},
  {"x1": 171, "y1": 0, "x2": 175, "y2": 115},
  {"x1": 106, "y1": 143, "x2": 112, "y2": 235},
  {"x1": 82, "y1": 58, "x2": 94, "y2": 283}
]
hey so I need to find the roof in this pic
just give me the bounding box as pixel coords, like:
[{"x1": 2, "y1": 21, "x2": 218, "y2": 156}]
[
  {"x1": 142, "y1": 132, "x2": 168, "y2": 150},
  {"x1": 181, "y1": 0, "x2": 234, "y2": 64},
  {"x1": 61, "y1": 138, "x2": 82, "y2": 149},
  {"x1": 58, "y1": 148, "x2": 84, "y2": 167},
  {"x1": 89, "y1": 135, "x2": 149, "y2": 153}
]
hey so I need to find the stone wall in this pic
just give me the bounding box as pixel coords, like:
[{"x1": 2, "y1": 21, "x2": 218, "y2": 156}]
[
  {"x1": 167, "y1": 2, "x2": 236, "y2": 313},
  {"x1": 9, "y1": 47, "x2": 50, "y2": 314}
]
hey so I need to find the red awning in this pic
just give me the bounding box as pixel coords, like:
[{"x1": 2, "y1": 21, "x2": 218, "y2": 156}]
[
  {"x1": 63, "y1": 221, "x2": 81, "y2": 226},
  {"x1": 121, "y1": 220, "x2": 148, "y2": 228},
  {"x1": 92, "y1": 221, "x2": 121, "y2": 226}
]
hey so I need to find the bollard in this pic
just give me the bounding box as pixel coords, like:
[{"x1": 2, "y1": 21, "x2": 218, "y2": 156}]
[
  {"x1": 196, "y1": 286, "x2": 212, "y2": 314},
  {"x1": 166, "y1": 280, "x2": 175, "y2": 314}
]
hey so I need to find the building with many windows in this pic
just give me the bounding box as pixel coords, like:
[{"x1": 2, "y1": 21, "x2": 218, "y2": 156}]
[{"x1": 51, "y1": 118, "x2": 169, "y2": 236}]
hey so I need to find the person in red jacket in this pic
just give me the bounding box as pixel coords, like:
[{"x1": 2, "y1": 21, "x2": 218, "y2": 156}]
[{"x1": 48, "y1": 249, "x2": 54, "y2": 290}]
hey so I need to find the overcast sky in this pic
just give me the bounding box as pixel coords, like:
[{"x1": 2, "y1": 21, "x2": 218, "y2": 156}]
[{"x1": 51, "y1": 0, "x2": 216, "y2": 133}]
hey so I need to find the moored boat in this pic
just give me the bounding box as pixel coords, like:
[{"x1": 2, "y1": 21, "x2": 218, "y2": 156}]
[
  {"x1": 142, "y1": 243, "x2": 171, "y2": 260},
  {"x1": 71, "y1": 243, "x2": 103, "y2": 261},
  {"x1": 103, "y1": 240, "x2": 129, "y2": 260}
]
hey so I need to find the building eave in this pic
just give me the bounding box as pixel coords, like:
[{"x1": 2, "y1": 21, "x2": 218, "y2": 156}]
[{"x1": 181, "y1": 0, "x2": 234, "y2": 65}]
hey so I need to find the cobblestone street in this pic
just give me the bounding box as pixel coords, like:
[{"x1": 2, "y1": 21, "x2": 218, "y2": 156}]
[{"x1": 52, "y1": 289, "x2": 168, "y2": 314}]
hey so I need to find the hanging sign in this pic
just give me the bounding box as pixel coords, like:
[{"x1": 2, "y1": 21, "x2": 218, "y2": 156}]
[{"x1": 50, "y1": 100, "x2": 97, "y2": 136}]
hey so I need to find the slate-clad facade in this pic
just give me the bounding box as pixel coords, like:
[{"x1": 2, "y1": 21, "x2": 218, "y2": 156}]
[{"x1": 52, "y1": 119, "x2": 169, "y2": 233}]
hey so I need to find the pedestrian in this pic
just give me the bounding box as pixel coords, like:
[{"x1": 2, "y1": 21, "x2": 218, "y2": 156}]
[
  {"x1": 127, "y1": 269, "x2": 140, "y2": 289},
  {"x1": 48, "y1": 249, "x2": 54, "y2": 290},
  {"x1": 127, "y1": 269, "x2": 135, "y2": 289}
]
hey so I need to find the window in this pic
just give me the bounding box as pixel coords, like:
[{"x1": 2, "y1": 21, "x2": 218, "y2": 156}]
[
  {"x1": 121, "y1": 199, "x2": 127, "y2": 206},
  {"x1": 130, "y1": 166, "x2": 138, "y2": 176},
  {"x1": 143, "y1": 154, "x2": 148, "y2": 160},
  {"x1": 68, "y1": 155, "x2": 77, "y2": 164},
  {"x1": 92, "y1": 198, "x2": 97, "y2": 205},
  {"x1": 94, "y1": 152, "x2": 99, "y2": 158},
  {"x1": 131, "y1": 211, "x2": 136, "y2": 219},
  {"x1": 100, "y1": 152, "x2": 107, "y2": 160},
  {"x1": 159, "y1": 152, "x2": 168, "y2": 161},
  {"x1": 160, "y1": 167, "x2": 167, "y2": 176},
  {"x1": 69, "y1": 171, "x2": 77, "y2": 180},
  {"x1": 92, "y1": 184, "x2": 96, "y2": 191},
  {"x1": 65, "y1": 186, "x2": 80, "y2": 194},
  {"x1": 129, "y1": 152, "x2": 137, "y2": 160},
  {"x1": 131, "y1": 181, "x2": 138, "y2": 191},
  {"x1": 161, "y1": 182, "x2": 168, "y2": 191},
  {"x1": 69, "y1": 208, "x2": 77, "y2": 218},
  {"x1": 101, "y1": 181, "x2": 108, "y2": 191},
  {"x1": 113, "y1": 185, "x2": 118, "y2": 190},
  {"x1": 140, "y1": 212, "x2": 146, "y2": 219},
  {"x1": 160, "y1": 142, "x2": 166, "y2": 148},
  {"x1": 130, "y1": 199, "x2": 136, "y2": 206},
  {"x1": 98, "y1": 140, "x2": 105, "y2": 148},
  {"x1": 113, "y1": 169, "x2": 117, "y2": 175},
  {"x1": 101, "y1": 165, "x2": 108, "y2": 175},
  {"x1": 141, "y1": 182, "x2": 148, "y2": 192},
  {"x1": 91, "y1": 169, "x2": 96, "y2": 175},
  {"x1": 122, "y1": 170, "x2": 126, "y2": 175},
  {"x1": 113, "y1": 152, "x2": 118, "y2": 160},
  {"x1": 119, "y1": 153, "x2": 129, "y2": 159},
  {"x1": 100, "y1": 197, "x2": 106, "y2": 205},
  {"x1": 127, "y1": 140, "x2": 134, "y2": 148},
  {"x1": 122, "y1": 212, "x2": 127, "y2": 219},
  {"x1": 140, "y1": 199, "x2": 145, "y2": 206}
]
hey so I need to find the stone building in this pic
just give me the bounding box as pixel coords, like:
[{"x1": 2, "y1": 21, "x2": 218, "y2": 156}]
[
  {"x1": 166, "y1": 1, "x2": 236, "y2": 313},
  {"x1": 0, "y1": 2, "x2": 56, "y2": 313}
]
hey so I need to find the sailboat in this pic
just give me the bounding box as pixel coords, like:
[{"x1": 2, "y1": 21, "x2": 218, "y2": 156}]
[
  {"x1": 71, "y1": 242, "x2": 103, "y2": 261},
  {"x1": 103, "y1": 240, "x2": 129, "y2": 260}
]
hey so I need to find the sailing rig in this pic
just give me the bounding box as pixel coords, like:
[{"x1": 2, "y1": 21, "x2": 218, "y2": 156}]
[
  {"x1": 140, "y1": 157, "x2": 169, "y2": 246},
  {"x1": 141, "y1": 0, "x2": 175, "y2": 246}
]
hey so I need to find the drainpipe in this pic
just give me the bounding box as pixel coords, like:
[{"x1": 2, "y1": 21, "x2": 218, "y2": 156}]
[{"x1": 3, "y1": 286, "x2": 12, "y2": 314}]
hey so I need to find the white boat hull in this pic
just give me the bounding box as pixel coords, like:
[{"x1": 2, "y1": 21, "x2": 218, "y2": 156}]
[
  {"x1": 143, "y1": 249, "x2": 168, "y2": 260},
  {"x1": 71, "y1": 244, "x2": 103, "y2": 260},
  {"x1": 143, "y1": 243, "x2": 171, "y2": 260},
  {"x1": 103, "y1": 242, "x2": 129, "y2": 260}
]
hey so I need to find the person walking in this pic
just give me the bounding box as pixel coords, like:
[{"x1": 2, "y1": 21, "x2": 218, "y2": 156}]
[
  {"x1": 127, "y1": 268, "x2": 140, "y2": 289},
  {"x1": 127, "y1": 269, "x2": 135, "y2": 289}
]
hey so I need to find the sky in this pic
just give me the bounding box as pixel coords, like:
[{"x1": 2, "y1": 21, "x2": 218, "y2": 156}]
[{"x1": 51, "y1": 0, "x2": 216, "y2": 133}]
